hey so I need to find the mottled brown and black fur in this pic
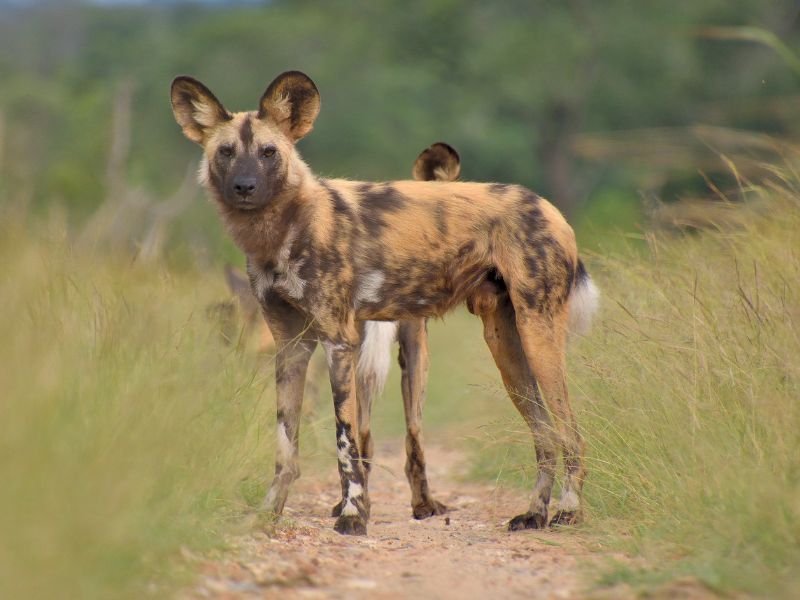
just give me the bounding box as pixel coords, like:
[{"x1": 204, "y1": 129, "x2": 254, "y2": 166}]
[{"x1": 171, "y1": 72, "x2": 593, "y2": 536}]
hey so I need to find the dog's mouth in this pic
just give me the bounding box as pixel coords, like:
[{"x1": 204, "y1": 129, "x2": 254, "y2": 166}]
[{"x1": 229, "y1": 197, "x2": 265, "y2": 212}]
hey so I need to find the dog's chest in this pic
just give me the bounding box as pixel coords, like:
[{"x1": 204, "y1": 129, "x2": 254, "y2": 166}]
[
  {"x1": 247, "y1": 261, "x2": 306, "y2": 303},
  {"x1": 246, "y1": 226, "x2": 309, "y2": 304}
]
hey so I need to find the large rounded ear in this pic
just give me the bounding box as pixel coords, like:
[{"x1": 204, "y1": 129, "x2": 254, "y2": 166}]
[
  {"x1": 258, "y1": 71, "x2": 320, "y2": 142},
  {"x1": 412, "y1": 142, "x2": 461, "y2": 182},
  {"x1": 170, "y1": 76, "x2": 232, "y2": 144}
]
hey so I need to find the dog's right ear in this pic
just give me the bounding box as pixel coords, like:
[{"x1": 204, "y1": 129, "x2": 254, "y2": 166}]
[
  {"x1": 412, "y1": 142, "x2": 461, "y2": 182},
  {"x1": 170, "y1": 76, "x2": 232, "y2": 144}
]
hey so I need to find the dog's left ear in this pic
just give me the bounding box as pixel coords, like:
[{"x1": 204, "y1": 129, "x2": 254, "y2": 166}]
[
  {"x1": 170, "y1": 76, "x2": 231, "y2": 144},
  {"x1": 258, "y1": 71, "x2": 320, "y2": 142}
]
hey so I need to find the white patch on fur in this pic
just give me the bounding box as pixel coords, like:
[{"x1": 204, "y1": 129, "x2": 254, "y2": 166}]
[
  {"x1": 357, "y1": 321, "x2": 398, "y2": 400},
  {"x1": 354, "y1": 270, "x2": 385, "y2": 307},
  {"x1": 341, "y1": 498, "x2": 359, "y2": 516},
  {"x1": 275, "y1": 226, "x2": 297, "y2": 268},
  {"x1": 276, "y1": 421, "x2": 293, "y2": 460},
  {"x1": 191, "y1": 98, "x2": 220, "y2": 128},
  {"x1": 341, "y1": 482, "x2": 363, "y2": 516},
  {"x1": 263, "y1": 485, "x2": 280, "y2": 512},
  {"x1": 323, "y1": 342, "x2": 335, "y2": 370},
  {"x1": 248, "y1": 265, "x2": 274, "y2": 302},
  {"x1": 323, "y1": 340, "x2": 348, "y2": 370},
  {"x1": 273, "y1": 226, "x2": 307, "y2": 300},
  {"x1": 337, "y1": 430, "x2": 353, "y2": 474},
  {"x1": 275, "y1": 268, "x2": 306, "y2": 299},
  {"x1": 197, "y1": 156, "x2": 210, "y2": 187},
  {"x1": 568, "y1": 276, "x2": 600, "y2": 338}
]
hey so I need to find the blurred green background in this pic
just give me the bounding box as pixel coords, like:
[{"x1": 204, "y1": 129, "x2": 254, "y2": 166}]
[
  {"x1": 2, "y1": 2, "x2": 800, "y2": 598},
  {"x1": 2, "y1": 0, "x2": 799, "y2": 260}
]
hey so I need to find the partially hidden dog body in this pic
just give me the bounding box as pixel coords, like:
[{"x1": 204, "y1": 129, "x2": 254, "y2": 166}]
[
  {"x1": 335, "y1": 142, "x2": 464, "y2": 521},
  {"x1": 171, "y1": 71, "x2": 599, "y2": 536}
]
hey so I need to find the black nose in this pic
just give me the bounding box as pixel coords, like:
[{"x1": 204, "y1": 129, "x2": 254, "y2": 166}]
[{"x1": 233, "y1": 177, "x2": 257, "y2": 198}]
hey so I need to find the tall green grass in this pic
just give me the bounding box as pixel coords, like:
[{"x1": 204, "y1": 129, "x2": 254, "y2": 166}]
[
  {"x1": 2, "y1": 164, "x2": 798, "y2": 597},
  {"x1": 472, "y1": 178, "x2": 800, "y2": 595},
  {"x1": 0, "y1": 215, "x2": 281, "y2": 599}
]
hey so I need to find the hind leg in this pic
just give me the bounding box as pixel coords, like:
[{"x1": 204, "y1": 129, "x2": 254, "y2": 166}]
[
  {"x1": 510, "y1": 295, "x2": 587, "y2": 526},
  {"x1": 398, "y1": 319, "x2": 448, "y2": 519},
  {"x1": 357, "y1": 370, "x2": 375, "y2": 516},
  {"x1": 479, "y1": 295, "x2": 559, "y2": 530}
]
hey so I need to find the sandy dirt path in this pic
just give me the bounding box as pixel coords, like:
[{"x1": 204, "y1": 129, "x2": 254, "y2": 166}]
[{"x1": 188, "y1": 438, "x2": 607, "y2": 600}]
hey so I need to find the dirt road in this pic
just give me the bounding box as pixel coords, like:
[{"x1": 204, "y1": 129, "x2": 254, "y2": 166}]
[{"x1": 188, "y1": 438, "x2": 607, "y2": 600}]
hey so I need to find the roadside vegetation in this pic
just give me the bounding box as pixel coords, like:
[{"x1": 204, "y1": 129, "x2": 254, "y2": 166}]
[
  {"x1": 0, "y1": 214, "x2": 283, "y2": 599},
  {"x1": 2, "y1": 159, "x2": 799, "y2": 600},
  {"x1": 472, "y1": 165, "x2": 800, "y2": 597}
]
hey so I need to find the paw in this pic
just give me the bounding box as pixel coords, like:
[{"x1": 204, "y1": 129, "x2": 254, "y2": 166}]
[
  {"x1": 412, "y1": 498, "x2": 449, "y2": 520},
  {"x1": 333, "y1": 515, "x2": 367, "y2": 536},
  {"x1": 549, "y1": 510, "x2": 581, "y2": 526},
  {"x1": 508, "y1": 510, "x2": 548, "y2": 531}
]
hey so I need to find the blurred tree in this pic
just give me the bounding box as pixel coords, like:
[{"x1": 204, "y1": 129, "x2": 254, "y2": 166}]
[{"x1": 0, "y1": 0, "x2": 797, "y2": 251}]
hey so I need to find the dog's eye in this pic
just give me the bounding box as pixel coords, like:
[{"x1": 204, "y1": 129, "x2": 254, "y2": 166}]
[
  {"x1": 261, "y1": 146, "x2": 276, "y2": 158},
  {"x1": 219, "y1": 146, "x2": 235, "y2": 158}
]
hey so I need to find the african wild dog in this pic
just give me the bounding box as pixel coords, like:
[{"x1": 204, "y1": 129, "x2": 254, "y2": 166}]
[
  {"x1": 170, "y1": 71, "x2": 599, "y2": 536},
  {"x1": 212, "y1": 144, "x2": 460, "y2": 521}
]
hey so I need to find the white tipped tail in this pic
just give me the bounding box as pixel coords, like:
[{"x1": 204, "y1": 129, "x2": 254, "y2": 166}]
[
  {"x1": 357, "y1": 321, "x2": 398, "y2": 399},
  {"x1": 568, "y1": 261, "x2": 600, "y2": 337}
]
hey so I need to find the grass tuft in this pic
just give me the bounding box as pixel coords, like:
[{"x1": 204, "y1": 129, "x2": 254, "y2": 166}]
[
  {"x1": 471, "y1": 174, "x2": 800, "y2": 596},
  {"x1": 0, "y1": 216, "x2": 279, "y2": 599}
]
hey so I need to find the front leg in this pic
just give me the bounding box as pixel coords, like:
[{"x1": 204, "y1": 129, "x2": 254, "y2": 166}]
[
  {"x1": 331, "y1": 360, "x2": 375, "y2": 520},
  {"x1": 259, "y1": 293, "x2": 317, "y2": 515},
  {"x1": 324, "y1": 338, "x2": 369, "y2": 536}
]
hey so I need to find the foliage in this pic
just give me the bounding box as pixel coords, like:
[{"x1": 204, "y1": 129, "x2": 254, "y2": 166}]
[{"x1": 0, "y1": 0, "x2": 798, "y2": 242}]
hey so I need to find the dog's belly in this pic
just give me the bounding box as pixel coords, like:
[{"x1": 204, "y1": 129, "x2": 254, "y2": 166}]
[{"x1": 353, "y1": 259, "x2": 490, "y2": 321}]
